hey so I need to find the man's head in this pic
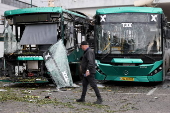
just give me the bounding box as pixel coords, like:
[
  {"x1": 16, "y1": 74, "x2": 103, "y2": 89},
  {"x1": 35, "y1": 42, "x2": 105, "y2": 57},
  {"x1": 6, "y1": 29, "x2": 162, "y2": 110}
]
[{"x1": 81, "y1": 41, "x2": 89, "y2": 51}]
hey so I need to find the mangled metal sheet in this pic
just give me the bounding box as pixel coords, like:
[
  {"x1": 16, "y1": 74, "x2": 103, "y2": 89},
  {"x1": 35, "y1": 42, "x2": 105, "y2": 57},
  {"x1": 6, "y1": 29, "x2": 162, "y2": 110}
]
[{"x1": 43, "y1": 39, "x2": 73, "y2": 88}]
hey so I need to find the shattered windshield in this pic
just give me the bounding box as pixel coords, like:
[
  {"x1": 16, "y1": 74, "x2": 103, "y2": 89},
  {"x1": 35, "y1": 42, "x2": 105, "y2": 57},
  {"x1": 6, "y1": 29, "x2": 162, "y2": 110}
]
[
  {"x1": 95, "y1": 13, "x2": 162, "y2": 54},
  {"x1": 3, "y1": 21, "x2": 21, "y2": 54}
]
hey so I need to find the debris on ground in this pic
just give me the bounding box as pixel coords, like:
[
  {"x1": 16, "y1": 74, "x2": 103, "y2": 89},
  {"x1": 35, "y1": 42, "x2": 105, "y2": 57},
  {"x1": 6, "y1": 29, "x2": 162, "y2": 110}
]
[
  {"x1": 0, "y1": 89, "x2": 7, "y2": 91},
  {"x1": 45, "y1": 96, "x2": 50, "y2": 99},
  {"x1": 97, "y1": 84, "x2": 105, "y2": 88}
]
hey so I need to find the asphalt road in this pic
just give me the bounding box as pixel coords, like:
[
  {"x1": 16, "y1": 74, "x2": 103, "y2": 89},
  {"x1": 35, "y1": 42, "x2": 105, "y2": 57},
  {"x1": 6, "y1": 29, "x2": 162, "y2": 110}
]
[
  {"x1": 97, "y1": 77, "x2": 170, "y2": 113},
  {"x1": 0, "y1": 76, "x2": 170, "y2": 113}
]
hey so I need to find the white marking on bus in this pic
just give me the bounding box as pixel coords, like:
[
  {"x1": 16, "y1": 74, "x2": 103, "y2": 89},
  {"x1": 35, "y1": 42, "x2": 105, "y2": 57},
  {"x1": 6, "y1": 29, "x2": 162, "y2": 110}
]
[
  {"x1": 151, "y1": 15, "x2": 157, "y2": 22},
  {"x1": 100, "y1": 15, "x2": 106, "y2": 22},
  {"x1": 146, "y1": 87, "x2": 157, "y2": 95},
  {"x1": 122, "y1": 23, "x2": 132, "y2": 27}
]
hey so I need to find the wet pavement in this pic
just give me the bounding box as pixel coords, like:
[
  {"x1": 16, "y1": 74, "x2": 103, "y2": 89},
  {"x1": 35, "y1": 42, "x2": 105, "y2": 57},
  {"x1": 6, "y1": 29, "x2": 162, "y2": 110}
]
[{"x1": 0, "y1": 77, "x2": 170, "y2": 113}]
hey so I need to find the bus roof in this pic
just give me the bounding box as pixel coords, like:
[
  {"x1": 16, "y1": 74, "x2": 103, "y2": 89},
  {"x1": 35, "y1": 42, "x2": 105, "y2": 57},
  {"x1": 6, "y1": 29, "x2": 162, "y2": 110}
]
[
  {"x1": 4, "y1": 7, "x2": 87, "y2": 18},
  {"x1": 96, "y1": 7, "x2": 163, "y2": 15}
]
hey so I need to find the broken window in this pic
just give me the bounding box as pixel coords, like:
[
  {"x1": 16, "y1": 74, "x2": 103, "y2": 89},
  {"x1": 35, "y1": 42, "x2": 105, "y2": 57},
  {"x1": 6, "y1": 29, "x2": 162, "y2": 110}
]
[{"x1": 4, "y1": 21, "x2": 21, "y2": 54}]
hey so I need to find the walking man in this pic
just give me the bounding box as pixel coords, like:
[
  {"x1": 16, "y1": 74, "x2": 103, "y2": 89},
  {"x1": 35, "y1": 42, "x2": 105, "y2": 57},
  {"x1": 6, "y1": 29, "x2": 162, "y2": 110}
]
[{"x1": 76, "y1": 41, "x2": 103, "y2": 104}]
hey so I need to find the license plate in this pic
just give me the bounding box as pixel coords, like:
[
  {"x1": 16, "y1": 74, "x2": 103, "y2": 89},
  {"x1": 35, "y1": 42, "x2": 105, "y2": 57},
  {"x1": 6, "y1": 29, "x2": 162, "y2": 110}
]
[{"x1": 120, "y1": 77, "x2": 134, "y2": 81}]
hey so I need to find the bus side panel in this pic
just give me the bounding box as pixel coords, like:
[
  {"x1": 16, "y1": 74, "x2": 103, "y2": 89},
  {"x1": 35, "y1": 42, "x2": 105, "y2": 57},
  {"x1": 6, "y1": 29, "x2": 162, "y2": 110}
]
[{"x1": 0, "y1": 41, "x2": 4, "y2": 58}]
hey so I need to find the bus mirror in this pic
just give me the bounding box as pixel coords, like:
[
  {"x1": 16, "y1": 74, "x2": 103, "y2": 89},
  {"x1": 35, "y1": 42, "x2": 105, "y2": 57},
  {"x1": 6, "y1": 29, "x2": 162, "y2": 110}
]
[
  {"x1": 166, "y1": 29, "x2": 170, "y2": 39},
  {"x1": 65, "y1": 26, "x2": 74, "y2": 38},
  {"x1": 64, "y1": 25, "x2": 71, "y2": 38},
  {"x1": 70, "y1": 26, "x2": 74, "y2": 34},
  {"x1": 81, "y1": 26, "x2": 86, "y2": 36}
]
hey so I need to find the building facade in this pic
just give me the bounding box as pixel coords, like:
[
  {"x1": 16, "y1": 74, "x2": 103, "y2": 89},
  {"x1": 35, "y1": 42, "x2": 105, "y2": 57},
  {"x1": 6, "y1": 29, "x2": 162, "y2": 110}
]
[
  {"x1": 54, "y1": 0, "x2": 170, "y2": 21},
  {"x1": 0, "y1": 0, "x2": 48, "y2": 36}
]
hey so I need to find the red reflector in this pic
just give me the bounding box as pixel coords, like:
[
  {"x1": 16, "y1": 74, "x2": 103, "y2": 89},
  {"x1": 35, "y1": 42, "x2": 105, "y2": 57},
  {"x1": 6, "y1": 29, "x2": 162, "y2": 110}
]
[{"x1": 28, "y1": 73, "x2": 34, "y2": 77}]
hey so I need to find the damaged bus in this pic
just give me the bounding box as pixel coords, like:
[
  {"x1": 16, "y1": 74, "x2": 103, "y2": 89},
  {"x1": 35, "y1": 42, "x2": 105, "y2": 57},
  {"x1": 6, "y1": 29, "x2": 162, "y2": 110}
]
[
  {"x1": 1, "y1": 7, "x2": 93, "y2": 83},
  {"x1": 94, "y1": 7, "x2": 170, "y2": 82}
]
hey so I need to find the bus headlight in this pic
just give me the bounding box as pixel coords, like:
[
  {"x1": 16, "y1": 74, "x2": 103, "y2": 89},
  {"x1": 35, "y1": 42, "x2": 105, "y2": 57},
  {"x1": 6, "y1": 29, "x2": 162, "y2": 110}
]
[
  {"x1": 148, "y1": 65, "x2": 162, "y2": 76},
  {"x1": 96, "y1": 66, "x2": 105, "y2": 75}
]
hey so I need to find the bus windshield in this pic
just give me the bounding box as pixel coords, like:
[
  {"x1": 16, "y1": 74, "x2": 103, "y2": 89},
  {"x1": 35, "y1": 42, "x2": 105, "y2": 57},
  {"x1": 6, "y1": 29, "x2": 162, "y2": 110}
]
[{"x1": 95, "y1": 13, "x2": 162, "y2": 54}]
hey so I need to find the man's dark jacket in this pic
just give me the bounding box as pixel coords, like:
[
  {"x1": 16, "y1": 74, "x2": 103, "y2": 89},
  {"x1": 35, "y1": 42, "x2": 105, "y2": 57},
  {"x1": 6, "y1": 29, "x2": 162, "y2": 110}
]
[{"x1": 81, "y1": 48, "x2": 96, "y2": 74}]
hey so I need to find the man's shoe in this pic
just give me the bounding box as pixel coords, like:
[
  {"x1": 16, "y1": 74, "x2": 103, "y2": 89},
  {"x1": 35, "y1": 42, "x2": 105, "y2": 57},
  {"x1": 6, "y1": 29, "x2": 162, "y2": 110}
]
[
  {"x1": 76, "y1": 98, "x2": 85, "y2": 102},
  {"x1": 93, "y1": 98, "x2": 103, "y2": 104}
]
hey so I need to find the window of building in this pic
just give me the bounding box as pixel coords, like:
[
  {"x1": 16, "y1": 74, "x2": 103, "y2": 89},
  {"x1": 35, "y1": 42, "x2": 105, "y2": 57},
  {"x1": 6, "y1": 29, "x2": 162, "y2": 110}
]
[{"x1": 1, "y1": 0, "x2": 37, "y2": 8}]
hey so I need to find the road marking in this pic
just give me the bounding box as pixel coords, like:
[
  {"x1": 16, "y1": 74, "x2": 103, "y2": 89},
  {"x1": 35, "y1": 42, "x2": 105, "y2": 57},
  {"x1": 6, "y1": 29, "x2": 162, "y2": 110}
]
[
  {"x1": 116, "y1": 93, "x2": 143, "y2": 95},
  {"x1": 88, "y1": 92, "x2": 144, "y2": 95},
  {"x1": 89, "y1": 90, "x2": 170, "y2": 96},
  {"x1": 146, "y1": 87, "x2": 157, "y2": 95}
]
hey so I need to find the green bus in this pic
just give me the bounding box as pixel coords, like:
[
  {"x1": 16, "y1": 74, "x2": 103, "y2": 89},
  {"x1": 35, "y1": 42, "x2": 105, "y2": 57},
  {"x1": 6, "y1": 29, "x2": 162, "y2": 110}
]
[
  {"x1": 94, "y1": 7, "x2": 170, "y2": 82},
  {"x1": 1, "y1": 7, "x2": 93, "y2": 83}
]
